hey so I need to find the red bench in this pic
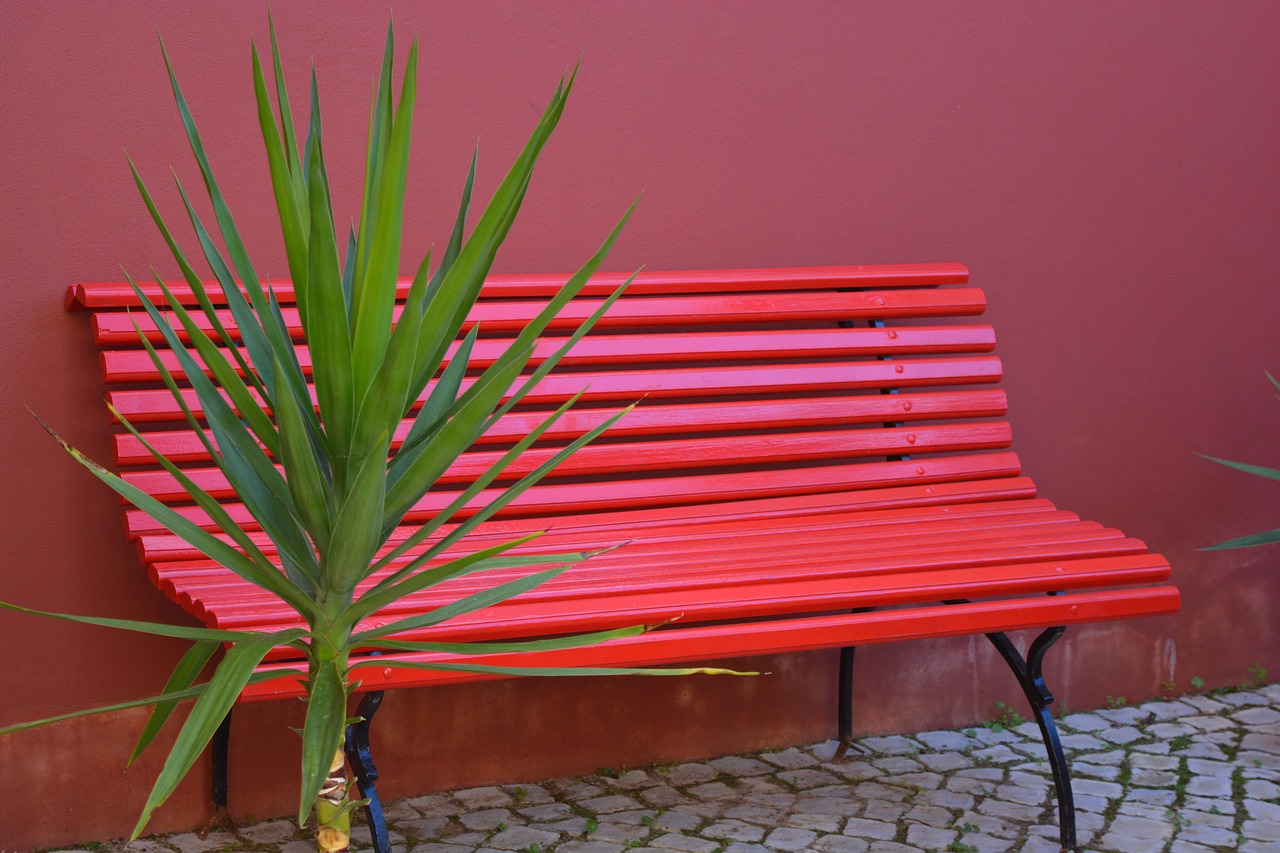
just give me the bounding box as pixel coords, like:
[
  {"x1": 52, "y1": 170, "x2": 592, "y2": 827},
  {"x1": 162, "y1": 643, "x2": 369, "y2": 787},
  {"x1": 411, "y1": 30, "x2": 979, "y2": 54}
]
[{"x1": 67, "y1": 263, "x2": 1178, "y2": 852}]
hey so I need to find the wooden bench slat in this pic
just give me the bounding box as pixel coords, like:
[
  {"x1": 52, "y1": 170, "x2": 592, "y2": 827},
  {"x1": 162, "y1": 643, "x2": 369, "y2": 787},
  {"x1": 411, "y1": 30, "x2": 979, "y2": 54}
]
[
  {"x1": 136, "y1": 494, "x2": 1060, "y2": 564},
  {"x1": 162, "y1": 525, "x2": 1146, "y2": 629},
  {"x1": 238, "y1": 588, "x2": 1179, "y2": 701},
  {"x1": 122, "y1": 451, "x2": 1025, "y2": 538},
  {"x1": 65, "y1": 264, "x2": 972, "y2": 311},
  {"x1": 112, "y1": 389, "x2": 1009, "y2": 466},
  {"x1": 98, "y1": 325, "x2": 999, "y2": 384},
  {"x1": 146, "y1": 506, "x2": 1094, "y2": 595},
  {"x1": 92, "y1": 288, "x2": 990, "y2": 345},
  {"x1": 106, "y1": 356, "x2": 1005, "y2": 422},
  {"x1": 211, "y1": 552, "x2": 1172, "y2": 651},
  {"x1": 121, "y1": 422, "x2": 1014, "y2": 502}
]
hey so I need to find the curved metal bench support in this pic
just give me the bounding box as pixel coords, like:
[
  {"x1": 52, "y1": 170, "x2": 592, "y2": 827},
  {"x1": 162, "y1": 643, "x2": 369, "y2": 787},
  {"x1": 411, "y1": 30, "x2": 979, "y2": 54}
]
[
  {"x1": 345, "y1": 689, "x2": 391, "y2": 853},
  {"x1": 835, "y1": 604, "x2": 1076, "y2": 851},
  {"x1": 982, "y1": 623, "x2": 1075, "y2": 851}
]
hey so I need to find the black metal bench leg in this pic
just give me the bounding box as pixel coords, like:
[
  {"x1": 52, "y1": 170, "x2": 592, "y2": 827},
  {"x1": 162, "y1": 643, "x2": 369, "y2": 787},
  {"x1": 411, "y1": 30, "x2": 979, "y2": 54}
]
[
  {"x1": 835, "y1": 646, "x2": 857, "y2": 761},
  {"x1": 833, "y1": 607, "x2": 877, "y2": 761},
  {"x1": 198, "y1": 710, "x2": 234, "y2": 838},
  {"x1": 344, "y1": 690, "x2": 391, "y2": 853},
  {"x1": 983, "y1": 625, "x2": 1077, "y2": 852}
]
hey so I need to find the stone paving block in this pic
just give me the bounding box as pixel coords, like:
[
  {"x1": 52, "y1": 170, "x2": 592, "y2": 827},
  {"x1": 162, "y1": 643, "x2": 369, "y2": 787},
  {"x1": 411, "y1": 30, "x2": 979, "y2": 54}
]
[
  {"x1": 613, "y1": 769, "x2": 654, "y2": 789},
  {"x1": 884, "y1": 770, "x2": 944, "y2": 790},
  {"x1": 914, "y1": 788, "x2": 974, "y2": 811},
  {"x1": 812, "y1": 836, "x2": 871, "y2": 852},
  {"x1": 993, "y1": 783, "x2": 1045, "y2": 805},
  {"x1": 791, "y1": 795, "x2": 860, "y2": 816},
  {"x1": 1131, "y1": 767, "x2": 1179, "y2": 787},
  {"x1": 743, "y1": 791, "x2": 798, "y2": 809},
  {"x1": 858, "y1": 735, "x2": 921, "y2": 754},
  {"x1": 842, "y1": 815, "x2": 899, "y2": 840},
  {"x1": 165, "y1": 832, "x2": 244, "y2": 853},
  {"x1": 904, "y1": 823, "x2": 957, "y2": 850},
  {"x1": 1184, "y1": 774, "x2": 1234, "y2": 797},
  {"x1": 485, "y1": 826, "x2": 560, "y2": 850},
  {"x1": 1071, "y1": 761, "x2": 1122, "y2": 782},
  {"x1": 557, "y1": 842, "x2": 628, "y2": 853},
  {"x1": 663, "y1": 762, "x2": 719, "y2": 785},
  {"x1": 581, "y1": 794, "x2": 644, "y2": 814},
  {"x1": 724, "y1": 802, "x2": 787, "y2": 824},
  {"x1": 1130, "y1": 752, "x2": 1179, "y2": 770},
  {"x1": 1178, "y1": 820, "x2": 1245, "y2": 847},
  {"x1": 710, "y1": 755, "x2": 772, "y2": 777},
  {"x1": 639, "y1": 785, "x2": 689, "y2": 807},
  {"x1": 1060, "y1": 712, "x2": 1112, "y2": 732},
  {"x1": 702, "y1": 818, "x2": 768, "y2": 841},
  {"x1": 1148, "y1": 721, "x2": 1198, "y2": 739},
  {"x1": 688, "y1": 781, "x2": 737, "y2": 800},
  {"x1": 1017, "y1": 836, "x2": 1066, "y2": 853},
  {"x1": 1077, "y1": 748, "x2": 1126, "y2": 766},
  {"x1": 902, "y1": 802, "x2": 953, "y2": 828},
  {"x1": 406, "y1": 793, "x2": 459, "y2": 816},
  {"x1": 1097, "y1": 725, "x2": 1147, "y2": 745},
  {"x1": 1250, "y1": 800, "x2": 1280, "y2": 821},
  {"x1": 972, "y1": 744, "x2": 1023, "y2": 764},
  {"x1": 589, "y1": 821, "x2": 651, "y2": 843},
  {"x1": 1072, "y1": 777, "x2": 1124, "y2": 799},
  {"x1": 459, "y1": 808, "x2": 516, "y2": 831},
  {"x1": 918, "y1": 751, "x2": 973, "y2": 772},
  {"x1": 650, "y1": 810, "x2": 704, "y2": 833},
  {"x1": 914, "y1": 728, "x2": 973, "y2": 751},
  {"x1": 519, "y1": 802, "x2": 574, "y2": 822},
  {"x1": 784, "y1": 812, "x2": 843, "y2": 832},
  {"x1": 777, "y1": 767, "x2": 840, "y2": 788},
  {"x1": 453, "y1": 785, "x2": 513, "y2": 810},
  {"x1": 828, "y1": 760, "x2": 882, "y2": 781},
  {"x1": 1168, "y1": 841, "x2": 1217, "y2": 853},
  {"x1": 737, "y1": 777, "x2": 789, "y2": 795},
  {"x1": 953, "y1": 832, "x2": 1013, "y2": 853},
  {"x1": 861, "y1": 800, "x2": 909, "y2": 822},
  {"x1": 241, "y1": 819, "x2": 300, "y2": 843},
  {"x1": 649, "y1": 833, "x2": 722, "y2": 852},
  {"x1": 399, "y1": 816, "x2": 453, "y2": 838},
  {"x1": 557, "y1": 780, "x2": 607, "y2": 800},
  {"x1": 1186, "y1": 714, "x2": 1238, "y2": 732},
  {"x1": 1124, "y1": 788, "x2": 1177, "y2": 807},
  {"x1": 1245, "y1": 820, "x2": 1280, "y2": 841},
  {"x1": 1180, "y1": 695, "x2": 1231, "y2": 714},
  {"x1": 404, "y1": 835, "x2": 471, "y2": 850},
  {"x1": 965, "y1": 727, "x2": 1022, "y2": 747},
  {"x1": 1236, "y1": 706, "x2": 1280, "y2": 725},
  {"x1": 1141, "y1": 699, "x2": 1199, "y2": 719},
  {"x1": 1245, "y1": 733, "x2": 1280, "y2": 754},
  {"x1": 1247, "y1": 778, "x2": 1280, "y2": 799},
  {"x1": 1240, "y1": 842, "x2": 1280, "y2": 853},
  {"x1": 1179, "y1": 741, "x2": 1231, "y2": 760},
  {"x1": 975, "y1": 797, "x2": 1044, "y2": 823},
  {"x1": 873, "y1": 755, "x2": 925, "y2": 774},
  {"x1": 761, "y1": 826, "x2": 818, "y2": 850},
  {"x1": 853, "y1": 780, "x2": 911, "y2": 802},
  {"x1": 760, "y1": 748, "x2": 820, "y2": 769}
]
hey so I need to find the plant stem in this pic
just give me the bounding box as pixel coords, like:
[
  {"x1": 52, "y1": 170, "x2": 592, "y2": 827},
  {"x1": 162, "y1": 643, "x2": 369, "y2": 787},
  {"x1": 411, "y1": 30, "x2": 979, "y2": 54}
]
[{"x1": 315, "y1": 746, "x2": 351, "y2": 852}]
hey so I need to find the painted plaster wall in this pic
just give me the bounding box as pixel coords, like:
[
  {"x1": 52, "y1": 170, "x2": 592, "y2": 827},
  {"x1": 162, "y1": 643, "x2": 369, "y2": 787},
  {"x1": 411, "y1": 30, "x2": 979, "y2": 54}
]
[{"x1": 1, "y1": 1, "x2": 1278, "y2": 846}]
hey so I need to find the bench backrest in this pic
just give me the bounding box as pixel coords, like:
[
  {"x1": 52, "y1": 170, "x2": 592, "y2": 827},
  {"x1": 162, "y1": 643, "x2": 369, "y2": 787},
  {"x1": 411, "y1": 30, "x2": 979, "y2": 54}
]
[{"x1": 68, "y1": 263, "x2": 1022, "y2": 569}]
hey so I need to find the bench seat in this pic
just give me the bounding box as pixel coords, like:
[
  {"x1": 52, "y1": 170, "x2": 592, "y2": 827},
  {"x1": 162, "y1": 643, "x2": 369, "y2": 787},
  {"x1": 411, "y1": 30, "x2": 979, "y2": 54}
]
[{"x1": 66, "y1": 263, "x2": 1178, "y2": 852}]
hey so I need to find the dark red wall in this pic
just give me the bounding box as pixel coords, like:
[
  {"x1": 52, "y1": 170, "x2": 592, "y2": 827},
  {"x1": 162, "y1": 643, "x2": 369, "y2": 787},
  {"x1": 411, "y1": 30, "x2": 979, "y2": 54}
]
[{"x1": 3, "y1": 2, "x2": 1279, "y2": 847}]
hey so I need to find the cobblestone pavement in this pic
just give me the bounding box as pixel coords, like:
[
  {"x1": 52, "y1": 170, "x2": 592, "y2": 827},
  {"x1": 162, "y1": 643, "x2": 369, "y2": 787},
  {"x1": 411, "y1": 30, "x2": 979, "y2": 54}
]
[{"x1": 48, "y1": 684, "x2": 1280, "y2": 853}]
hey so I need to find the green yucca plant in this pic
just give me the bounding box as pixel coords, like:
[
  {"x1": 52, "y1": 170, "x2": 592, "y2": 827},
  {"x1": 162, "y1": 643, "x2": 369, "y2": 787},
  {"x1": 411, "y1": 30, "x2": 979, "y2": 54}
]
[
  {"x1": 1200, "y1": 372, "x2": 1280, "y2": 550},
  {"x1": 1, "y1": 18, "x2": 737, "y2": 850}
]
